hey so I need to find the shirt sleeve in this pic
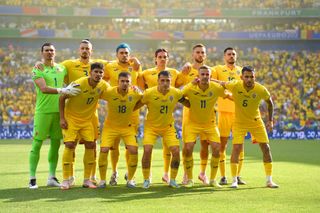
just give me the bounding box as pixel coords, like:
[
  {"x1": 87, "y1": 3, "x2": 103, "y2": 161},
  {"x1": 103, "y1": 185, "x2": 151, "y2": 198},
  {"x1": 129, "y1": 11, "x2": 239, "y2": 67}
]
[
  {"x1": 261, "y1": 86, "x2": 271, "y2": 100},
  {"x1": 211, "y1": 66, "x2": 218, "y2": 80},
  {"x1": 224, "y1": 80, "x2": 238, "y2": 92},
  {"x1": 32, "y1": 68, "x2": 44, "y2": 81}
]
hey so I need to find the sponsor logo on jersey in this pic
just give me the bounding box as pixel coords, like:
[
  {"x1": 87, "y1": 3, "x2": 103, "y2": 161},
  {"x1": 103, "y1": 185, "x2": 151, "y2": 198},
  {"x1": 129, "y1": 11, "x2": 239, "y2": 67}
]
[{"x1": 169, "y1": 96, "x2": 174, "y2": 102}]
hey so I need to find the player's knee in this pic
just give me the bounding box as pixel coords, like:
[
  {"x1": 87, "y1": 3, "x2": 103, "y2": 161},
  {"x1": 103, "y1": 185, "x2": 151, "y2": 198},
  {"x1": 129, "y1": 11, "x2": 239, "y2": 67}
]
[
  {"x1": 184, "y1": 143, "x2": 194, "y2": 155},
  {"x1": 84, "y1": 142, "x2": 95, "y2": 149},
  {"x1": 100, "y1": 147, "x2": 109, "y2": 153},
  {"x1": 127, "y1": 146, "x2": 138, "y2": 155},
  {"x1": 65, "y1": 142, "x2": 76, "y2": 149},
  {"x1": 170, "y1": 147, "x2": 180, "y2": 157},
  {"x1": 211, "y1": 144, "x2": 220, "y2": 157}
]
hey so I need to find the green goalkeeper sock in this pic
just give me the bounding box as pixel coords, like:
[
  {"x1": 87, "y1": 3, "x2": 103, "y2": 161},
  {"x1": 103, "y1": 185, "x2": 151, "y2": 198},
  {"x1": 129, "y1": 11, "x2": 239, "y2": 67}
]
[
  {"x1": 29, "y1": 139, "x2": 43, "y2": 178},
  {"x1": 48, "y1": 139, "x2": 61, "y2": 177}
]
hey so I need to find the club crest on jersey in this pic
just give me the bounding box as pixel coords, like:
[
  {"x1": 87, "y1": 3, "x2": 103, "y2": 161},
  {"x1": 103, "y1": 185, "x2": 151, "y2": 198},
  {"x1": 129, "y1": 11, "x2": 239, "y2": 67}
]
[
  {"x1": 97, "y1": 88, "x2": 101, "y2": 94},
  {"x1": 56, "y1": 66, "x2": 63, "y2": 72},
  {"x1": 169, "y1": 96, "x2": 174, "y2": 102},
  {"x1": 252, "y1": 93, "x2": 257, "y2": 99},
  {"x1": 128, "y1": 96, "x2": 133, "y2": 102},
  {"x1": 237, "y1": 70, "x2": 241, "y2": 75},
  {"x1": 128, "y1": 67, "x2": 133, "y2": 72},
  {"x1": 209, "y1": 92, "x2": 213, "y2": 97}
]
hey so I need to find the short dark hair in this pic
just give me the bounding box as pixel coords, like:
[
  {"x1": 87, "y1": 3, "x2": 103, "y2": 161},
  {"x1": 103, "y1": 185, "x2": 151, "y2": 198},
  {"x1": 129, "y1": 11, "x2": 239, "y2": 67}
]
[
  {"x1": 116, "y1": 43, "x2": 131, "y2": 53},
  {"x1": 90, "y1": 62, "x2": 104, "y2": 71},
  {"x1": 224, "y1": 47, "x2": 235, "y2": 54},
  {"x1": 241, "y1": 66, "x2": 255, "y2": 74},
  {"x1": 158, "y1": 70, "x2": 171, "y2": 79},
  {"x1": 155, "y1": 48, "x2": 169, "y2": 58},
  {"x1": 192, "y1": 43, "x2": 205, "y2": 50},
  {"x1": 118, "y1": 72, "x2": 131, "y2": 79},
  {"x1": 41, "y1": 43, "x2": 54, "y2": 52}
]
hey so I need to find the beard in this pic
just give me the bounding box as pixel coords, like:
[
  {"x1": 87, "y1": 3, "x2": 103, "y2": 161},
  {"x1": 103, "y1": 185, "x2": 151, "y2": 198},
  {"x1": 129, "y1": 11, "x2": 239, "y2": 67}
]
[{"x1": 195, "y1": 58, "x2": 204, "y2": 64}]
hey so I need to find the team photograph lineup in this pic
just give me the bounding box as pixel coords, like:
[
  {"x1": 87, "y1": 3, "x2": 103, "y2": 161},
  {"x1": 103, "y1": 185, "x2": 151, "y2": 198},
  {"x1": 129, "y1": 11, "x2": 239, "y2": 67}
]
[{"x1": 28, "y1": 40, "x2": 279, "y2": 190}]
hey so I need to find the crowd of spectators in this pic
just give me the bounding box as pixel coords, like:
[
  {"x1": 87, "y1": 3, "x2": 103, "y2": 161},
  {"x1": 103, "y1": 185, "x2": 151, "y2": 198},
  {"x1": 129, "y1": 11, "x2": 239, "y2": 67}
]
[
  {"x1": 0, "y1": 45, "x2": 318, "y2": 132},
  {"x1": 1, "y1": 18, "x2": 320, "y2": 33},
  {"x1": 2, "y1": 0, "x2": 318, "y2": 9}
]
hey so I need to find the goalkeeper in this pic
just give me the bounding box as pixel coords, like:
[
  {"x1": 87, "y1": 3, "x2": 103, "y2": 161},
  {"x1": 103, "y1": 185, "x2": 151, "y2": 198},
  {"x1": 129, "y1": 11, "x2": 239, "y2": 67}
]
[{"x1": 29, "y1": 43, "x2": 80, "y2": 189}]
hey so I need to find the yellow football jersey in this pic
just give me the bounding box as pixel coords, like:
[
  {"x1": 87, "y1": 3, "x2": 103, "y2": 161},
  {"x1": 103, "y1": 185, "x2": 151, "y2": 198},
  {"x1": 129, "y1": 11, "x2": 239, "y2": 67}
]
[
  {"x1": 141, "y1": 86, "x2": 183, "y2": 128},
  {"x1": 175, "y1": 66, "x2": 215, "y2": 87},
  {"x1": 175, "y1": 67, "x2": 199, "y2": 87},
  {"x1": 212, "y1": 65, "x2": 242, "y2": 113},
  {"x1": 65, "y1": 77, "x2": 109, "y2": 121},
  {"x1": 142, "y1": 67, "x2": 180, "y2": 88},
  {"x1": 225, "y1": 80, "x2": 270, "y2": 128},
  {"x1": 182, "y1": 82, "x2": 225, "y2": 124},
  {"x1": 104, "y1": 60, "x2": 141, "y2": 86},
  {"x1": 103, "y1": 87, "x2": 142, "y2": 127},
  {"x1": 61, "y1": 59, "x2": 108, "y2": 84}
]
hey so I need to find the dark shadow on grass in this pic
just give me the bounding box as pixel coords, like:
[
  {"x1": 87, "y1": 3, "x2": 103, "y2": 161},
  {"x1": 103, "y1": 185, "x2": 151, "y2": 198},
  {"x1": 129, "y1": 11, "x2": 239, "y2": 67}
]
[{"x1": 0, "y1": 182, "x2": 272, "y2": 203}]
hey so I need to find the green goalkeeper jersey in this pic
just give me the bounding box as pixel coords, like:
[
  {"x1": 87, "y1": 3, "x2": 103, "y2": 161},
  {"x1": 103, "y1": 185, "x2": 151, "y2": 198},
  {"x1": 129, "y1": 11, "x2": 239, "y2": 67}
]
[{"x1": 32, "y1": 63, "x2": 67, "y2": 113}]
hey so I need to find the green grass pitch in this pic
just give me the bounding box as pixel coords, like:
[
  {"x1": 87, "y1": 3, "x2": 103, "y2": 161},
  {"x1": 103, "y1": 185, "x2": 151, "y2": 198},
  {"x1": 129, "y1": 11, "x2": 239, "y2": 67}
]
[{"x1": 0, "y1": 139, "x2": 319, "y2": 212}]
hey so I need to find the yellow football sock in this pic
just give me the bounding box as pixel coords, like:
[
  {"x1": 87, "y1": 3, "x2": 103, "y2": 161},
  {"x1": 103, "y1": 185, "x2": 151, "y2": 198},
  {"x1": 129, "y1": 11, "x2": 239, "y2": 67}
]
[
  {"x1": 210, "y1": 157, "x2": 219, "y2": 180},
  {"x1": 237, "y1": 151, "x2": 244, "y2": 176},
  {"x1": 264, "y1": 162, "x2": 273, "y2": 176},
  {"x1": 230, "y1": 163, "x2": 238, "y2": 178},
  {"x1": 128, "y1": 154, "x2": 138, "y2": 180},
  {"x1": 219, "y1": 151, "x2": 226, "y2": 177},
  {"x1": 110, "y1": 148, "x2": 119, "y2": 173},
  {"x1": 62, "y1": 147, "x2": 74, "y2": 180},
  {"x1": 184, "y1": 156, "x2": 194, "y2": 180},
  {"x1": 163, "y1": 145, "x2": 171, "y2": 174},
  {"x1": 83, "y1": 149, "x2": 94, "y2": 179},
  {"x1": 142, "y1": 168, "x2": 150, "y2": 180},
  {"x1": 70, "y1": 150, "x2": 75, "y2": 177},
  {"x1": 98, "y1": 152, "x2": 108, "y2": 181},
  {"x1": 200, "y1": 159, "x2": 208, "y2": 174},
  {"x1": 90, "y1": 148, "x2": 97, "y2": 178},
  {"x1": 170, "y1": 157, "x2": 180, "y2": 180},
  {"x1": 125, "y1": 149, "x2": 130, "y2": 170}
]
